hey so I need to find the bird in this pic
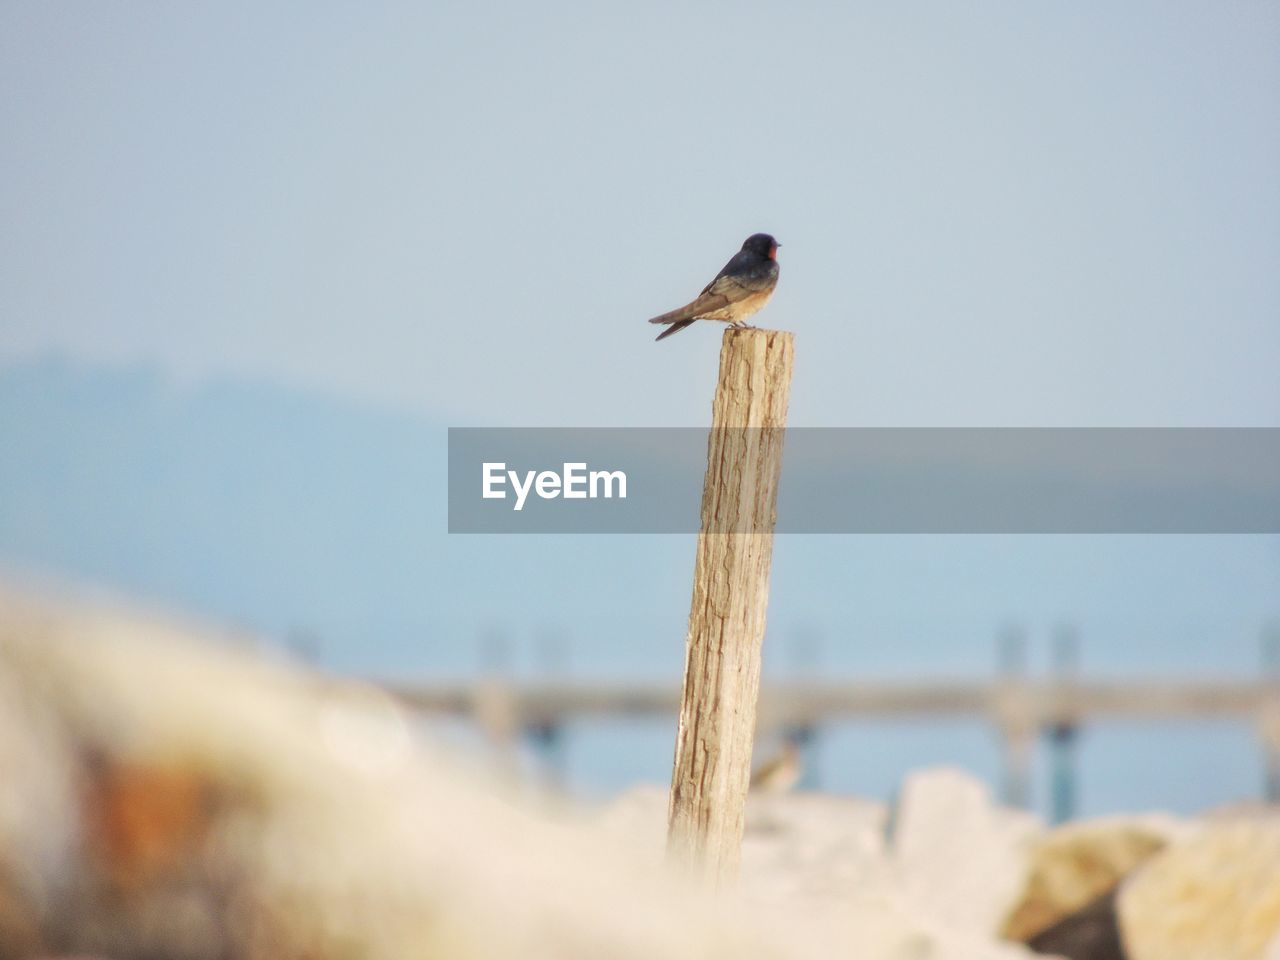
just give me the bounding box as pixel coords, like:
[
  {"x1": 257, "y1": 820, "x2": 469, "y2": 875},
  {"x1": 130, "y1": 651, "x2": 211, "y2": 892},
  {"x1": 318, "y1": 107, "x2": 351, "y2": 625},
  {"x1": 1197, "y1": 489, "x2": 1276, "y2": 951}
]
[
  {"x1": 648, "y1": 233, "x2": 780, "y2": 341},
  {"x1": 749, "y1": 739, "x2": 803, "y2": 794}
]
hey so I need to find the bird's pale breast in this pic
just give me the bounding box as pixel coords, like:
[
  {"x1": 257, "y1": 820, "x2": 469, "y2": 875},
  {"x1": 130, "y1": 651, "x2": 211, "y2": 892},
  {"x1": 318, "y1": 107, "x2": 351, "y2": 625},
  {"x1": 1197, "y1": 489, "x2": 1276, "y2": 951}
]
[{"x1": 702, "y1": 286, "x2": 774, "y2": 322}]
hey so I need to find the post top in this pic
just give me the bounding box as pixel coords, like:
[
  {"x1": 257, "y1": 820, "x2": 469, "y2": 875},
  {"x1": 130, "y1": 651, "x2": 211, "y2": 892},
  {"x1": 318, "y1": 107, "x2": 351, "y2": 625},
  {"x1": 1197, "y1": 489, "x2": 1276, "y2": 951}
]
[{"x1": 723, "y1": 327, "x2": 793, "y2": 341}]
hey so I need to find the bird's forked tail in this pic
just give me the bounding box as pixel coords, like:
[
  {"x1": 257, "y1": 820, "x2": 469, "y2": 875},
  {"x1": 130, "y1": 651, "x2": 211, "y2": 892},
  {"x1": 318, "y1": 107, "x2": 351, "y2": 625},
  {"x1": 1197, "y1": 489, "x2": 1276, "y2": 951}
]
[{"x1": 653, "y1": 318, "x2": 696, "y2": 341}]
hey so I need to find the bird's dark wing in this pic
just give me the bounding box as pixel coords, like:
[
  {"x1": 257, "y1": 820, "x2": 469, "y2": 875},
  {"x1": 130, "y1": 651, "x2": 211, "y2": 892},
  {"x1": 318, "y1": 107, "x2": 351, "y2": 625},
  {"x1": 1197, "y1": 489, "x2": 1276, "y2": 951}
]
[
  {"x1": 649, "y1": 267, "x2": 765, "y2": 323},
  {"x1": 706, "y1": 250, "x2": 779, "y2": 293},
  {"x1": 706, "y1": 248, "x2": 753, "y2": 286},
  {"x1": 646, "y1": 287, "x2": 733, "y2": 326},
  {"x1": 699, "y1": 272, "x2": 760, "y2": 302},
  {"x1": 648, "y1": 248, "x2": 778, "y2": 340}
]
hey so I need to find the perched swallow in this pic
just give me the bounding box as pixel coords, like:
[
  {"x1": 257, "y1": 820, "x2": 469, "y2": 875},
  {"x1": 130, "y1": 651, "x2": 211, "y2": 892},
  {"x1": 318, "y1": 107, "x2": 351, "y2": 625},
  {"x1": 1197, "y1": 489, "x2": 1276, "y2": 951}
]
[
  {"x1": 749, "y1": 739, "x2": 803, "y2": 794},
  {"x1": 648, "y1": 233, "x2": 780, "y2": 341}
]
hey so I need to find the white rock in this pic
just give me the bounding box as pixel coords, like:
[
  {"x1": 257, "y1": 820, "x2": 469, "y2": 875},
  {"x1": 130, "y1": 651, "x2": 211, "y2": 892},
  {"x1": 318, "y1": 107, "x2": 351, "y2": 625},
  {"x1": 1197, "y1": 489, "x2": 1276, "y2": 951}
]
[
  {"x1": 891, "y1": 767, "x2": 1043, "y2": 941},
  {"x1": 741, "y1": 791, "x2": 890, "y2": 908},
  {"x1": 595, "y1": 785, "x2": 1052, "y2": 960}
]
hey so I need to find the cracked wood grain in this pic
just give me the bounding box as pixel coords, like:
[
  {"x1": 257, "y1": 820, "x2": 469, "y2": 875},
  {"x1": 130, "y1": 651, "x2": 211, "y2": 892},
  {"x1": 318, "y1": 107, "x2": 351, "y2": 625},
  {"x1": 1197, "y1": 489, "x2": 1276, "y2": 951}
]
[{"x1": 666, "y1": 327, "x2": 795, "y2": 888}]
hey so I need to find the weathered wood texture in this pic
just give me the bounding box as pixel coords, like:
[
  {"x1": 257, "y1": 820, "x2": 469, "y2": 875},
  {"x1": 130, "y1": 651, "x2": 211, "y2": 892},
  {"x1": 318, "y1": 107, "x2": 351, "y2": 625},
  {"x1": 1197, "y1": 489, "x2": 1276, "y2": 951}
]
[{"x1": 666, "y1": 327, "x2": 795, "y2": 887}]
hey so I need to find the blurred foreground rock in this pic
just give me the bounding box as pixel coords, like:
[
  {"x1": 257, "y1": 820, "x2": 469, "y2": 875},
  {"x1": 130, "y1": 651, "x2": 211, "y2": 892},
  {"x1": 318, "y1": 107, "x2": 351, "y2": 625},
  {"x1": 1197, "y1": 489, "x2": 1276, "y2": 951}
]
[
  {"x1": 0, "y1": 592, "x2": 824, "y2": 960},
  {"x1": 891, "y1": 768, "x2": 1042, "y2": 943},
  {"x1": 8, "y1": 590, "x2": 1275, "y2": 960},
  {"x1": 1002, "y1": 817, "x2": 1174, "y2": 942},
  {"x1": 1118, "y1": 815, "x2": 1280, "y2": 960},
  {"x1": 595, "y1": 783, "x2": 1043, "y2": 960},
  {"x1": 0, "y1": 591, "x2": 1054, "y2": 960},
  {"x1": 1024, "y1": 891, "x2": 1124, "y2": 960}
]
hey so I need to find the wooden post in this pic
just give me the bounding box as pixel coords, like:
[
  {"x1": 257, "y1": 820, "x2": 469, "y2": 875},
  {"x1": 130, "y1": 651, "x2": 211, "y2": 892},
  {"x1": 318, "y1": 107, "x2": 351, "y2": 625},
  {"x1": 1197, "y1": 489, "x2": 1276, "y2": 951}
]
[{"x1": 666, "y1": 327, "x2": 794, "y2": 887}]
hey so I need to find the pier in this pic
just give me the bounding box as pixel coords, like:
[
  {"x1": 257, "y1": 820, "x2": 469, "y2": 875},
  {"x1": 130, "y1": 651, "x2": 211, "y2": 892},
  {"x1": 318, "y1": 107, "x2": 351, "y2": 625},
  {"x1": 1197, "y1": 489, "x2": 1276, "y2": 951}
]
[{"x1": 380, "y1": 624, "x2": 1280, "y2": 820}]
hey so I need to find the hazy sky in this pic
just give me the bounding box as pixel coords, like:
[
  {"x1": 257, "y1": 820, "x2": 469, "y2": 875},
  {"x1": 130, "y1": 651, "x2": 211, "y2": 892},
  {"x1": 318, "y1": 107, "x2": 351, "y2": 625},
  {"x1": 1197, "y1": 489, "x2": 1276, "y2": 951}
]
[
  {"x1": 3, "y1": 2, "x2": 1278, "y2": 428},
  {"x1": 2, "y1": 4, "x2": 1279, "y2": 813}
]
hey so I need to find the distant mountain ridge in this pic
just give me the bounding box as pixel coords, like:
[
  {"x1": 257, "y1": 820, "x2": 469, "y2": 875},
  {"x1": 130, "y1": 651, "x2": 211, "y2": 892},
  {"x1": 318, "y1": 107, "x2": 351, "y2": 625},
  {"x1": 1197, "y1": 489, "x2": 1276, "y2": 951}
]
[
  {"x1": 0, "y1": 357, "x2": 448, "y2": 663},
  {"x1": 0, "y1": 355, "x2": 693, "y2": 674}
]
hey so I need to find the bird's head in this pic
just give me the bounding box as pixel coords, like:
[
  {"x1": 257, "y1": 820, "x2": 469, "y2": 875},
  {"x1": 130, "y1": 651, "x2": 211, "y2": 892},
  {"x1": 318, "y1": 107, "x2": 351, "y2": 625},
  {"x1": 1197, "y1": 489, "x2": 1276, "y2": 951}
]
[{"x1": 743, "y1": 233, "x2": 780, "y2": 260}]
